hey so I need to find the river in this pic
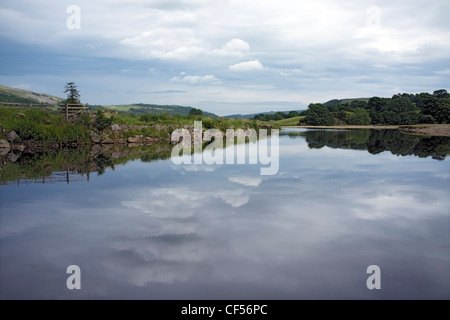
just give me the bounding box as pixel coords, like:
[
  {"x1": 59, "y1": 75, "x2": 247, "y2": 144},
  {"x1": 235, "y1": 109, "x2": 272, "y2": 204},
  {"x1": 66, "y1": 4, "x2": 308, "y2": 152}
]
[{"x1": 0, "y1": 128, "x2": 449, "y2": 299}]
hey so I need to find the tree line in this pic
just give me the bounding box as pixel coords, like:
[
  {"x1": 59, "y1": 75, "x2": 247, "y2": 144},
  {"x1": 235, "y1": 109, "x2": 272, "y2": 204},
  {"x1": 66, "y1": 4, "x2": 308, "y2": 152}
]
[
  {"x1": 303, "y1": 89, "x2": 449, "y2": 126},
  {"x1": 292, "y1": 129, "x2": 449, "y2": 160},
  {"x1": 253, "y1": 111, "x2": 301, "y2": 121}
]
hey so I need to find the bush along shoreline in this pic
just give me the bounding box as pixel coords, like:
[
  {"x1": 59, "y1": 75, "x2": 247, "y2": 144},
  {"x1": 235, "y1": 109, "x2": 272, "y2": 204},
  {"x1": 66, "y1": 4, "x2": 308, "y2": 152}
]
[{"x1": 0, "y1": 108, "x2": 276, "y2": 156}]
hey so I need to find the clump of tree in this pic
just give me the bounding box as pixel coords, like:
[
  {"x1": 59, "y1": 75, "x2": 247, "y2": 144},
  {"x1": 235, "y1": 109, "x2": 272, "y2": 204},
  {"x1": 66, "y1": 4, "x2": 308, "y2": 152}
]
[
  {"x1": 253, "y1": 110, "x2": 301, "y2": 121},
  {"x1": 63, "y1": 82, "x2": 81, "y2": 105},
  {"x1": 188, "y1": 107, "x2": 203, "y2": 116},
  {"x1": 303, "y1": 89, "x2": 449, "y2": 126},
  {"x1": 304, "y1": 104, "x2": 335, "y2": 125},
  {"x1": 346, "y1": 108, "x2": 371, "y2": 125}
]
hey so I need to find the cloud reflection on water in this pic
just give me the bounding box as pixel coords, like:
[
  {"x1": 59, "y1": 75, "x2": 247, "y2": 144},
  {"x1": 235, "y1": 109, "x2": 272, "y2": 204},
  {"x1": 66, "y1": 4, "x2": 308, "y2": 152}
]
[{"x1": 0, "y1": 129, "x2": 449, "y2": 299}]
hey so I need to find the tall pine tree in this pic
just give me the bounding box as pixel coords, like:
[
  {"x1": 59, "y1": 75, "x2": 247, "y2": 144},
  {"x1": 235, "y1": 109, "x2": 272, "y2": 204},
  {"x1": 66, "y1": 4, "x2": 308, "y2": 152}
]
[{"x1": 64, "y1": 82, "x2": 81, "y2": 104}]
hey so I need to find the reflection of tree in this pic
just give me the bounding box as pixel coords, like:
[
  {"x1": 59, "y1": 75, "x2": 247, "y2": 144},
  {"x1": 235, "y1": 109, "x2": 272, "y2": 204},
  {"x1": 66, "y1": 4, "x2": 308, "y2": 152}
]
[
  {"x1": 0, "y1": 143, "x2": 175, "y2": 184},
  {"x1": 414, "y1": 137, "x2": 450, "y2": 159},
  {"x1": 302, "y1": 130, "x2": 370, "y2": 150},
  {"x1": 289, "y1": 129, "x2": 449, "y2": 160},
  {"x1": 366, "y1": 130, "x2": 419, "y2": 156},
  {"x1": 94, "y1": 154, "x2": 114, "y2": 176}
]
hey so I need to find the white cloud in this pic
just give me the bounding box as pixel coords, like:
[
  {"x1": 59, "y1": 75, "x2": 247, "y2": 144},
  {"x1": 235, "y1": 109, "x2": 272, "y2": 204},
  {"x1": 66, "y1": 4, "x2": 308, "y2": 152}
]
[
  {"x1": 121, "y1": 33, "x2": 251, "y2": 60},
  {"x1": 212, "y1": 38, "x2": 250, "y2": 57},
  {"x1": 171, "y1": 74, "x2": 220, "y2": 85},
  {"x1": 122, "y1": 185, "x2": 252, "y2": 219},
  {"x1": 229, "y1": 60, "x2": 264, "y2": 72},
  {"x1": 228, "y1": 176, "x2": 263, "y2": 187},
  {"x1": 350, "y1": 187, "x2": 448, "y2": 221}
]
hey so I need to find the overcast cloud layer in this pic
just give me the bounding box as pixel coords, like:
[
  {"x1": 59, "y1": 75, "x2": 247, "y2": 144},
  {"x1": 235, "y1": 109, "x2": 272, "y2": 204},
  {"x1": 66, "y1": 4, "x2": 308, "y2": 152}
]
[{"x1": 0, "y1": 0, "x2": 449, "y2": 115}]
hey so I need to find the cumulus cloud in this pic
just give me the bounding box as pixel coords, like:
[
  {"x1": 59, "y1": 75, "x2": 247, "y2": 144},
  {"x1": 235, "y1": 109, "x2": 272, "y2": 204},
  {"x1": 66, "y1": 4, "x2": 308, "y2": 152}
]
[
  {"x1": 171, "y1": 74, "x2": 220, "y2": 85},
  {"x1": 349, "y1": 187, "x2": 448, "y2": 220},
  {"x1": 121, "y1": 33, "x2": 251, "y2": 60},
  {"x1": 229, "y1": 60, "x2": 264, "y2": 71},
  {"x1": 120, "y1": 27, "x2": 206, "y2": 60},
  {"x1": 122, "y1": 185, "x2": 252, "y2": 219},
  {"x1": 212, "y1": 38, "x2": 250, "y2": 57}
]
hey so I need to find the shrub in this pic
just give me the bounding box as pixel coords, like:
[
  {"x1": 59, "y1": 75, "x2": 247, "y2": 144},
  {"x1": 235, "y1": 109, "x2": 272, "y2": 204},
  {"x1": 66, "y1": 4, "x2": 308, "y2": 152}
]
[{"x1": 93, "y1": 110, "x2": 112, "y2": 131}]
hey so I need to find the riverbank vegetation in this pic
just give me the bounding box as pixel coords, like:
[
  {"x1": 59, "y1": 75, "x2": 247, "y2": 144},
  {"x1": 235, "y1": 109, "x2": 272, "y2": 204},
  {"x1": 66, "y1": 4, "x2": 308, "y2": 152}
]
[
  {"x1": 303, "y1": 90, "x2": 449, "y2": 126},
  {"x1": 0, "y1": 107, "x2": 276, "y2": 149},
  {"x1": 251, "y1": 89, "x2": 449, "y2": 127}
]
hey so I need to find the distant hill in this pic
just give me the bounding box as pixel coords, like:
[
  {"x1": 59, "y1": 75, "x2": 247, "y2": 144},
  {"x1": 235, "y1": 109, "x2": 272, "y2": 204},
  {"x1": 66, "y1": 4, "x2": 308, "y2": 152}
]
[
  {"x1": 225, "y1": 110, "x2": 305, "y2": 119},
  {"x1": 0, "y1": 85, "x2": 217, "y2": 117},
  {"x1": 99, "y1": 104, "x2": 218, "y2": 117},
  {"x1": 0, "y1": 85, "x2": 63, "y2": 105},
  {"x1": 323, "y1": 98, "x2": 370, "y2": 106},
  {"x1": 225, "y1": 99, "x2": 371, "y2": 118}
]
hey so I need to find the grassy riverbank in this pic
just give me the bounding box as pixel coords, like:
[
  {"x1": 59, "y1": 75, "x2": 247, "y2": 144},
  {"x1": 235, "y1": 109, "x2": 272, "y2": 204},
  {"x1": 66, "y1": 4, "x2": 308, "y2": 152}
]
[
  {"x1": 0, "y1": 108, "x2": 90, "y2": 145},
  {"x1": 0, "y1": 107, "x2": 277, "y2": 149}
]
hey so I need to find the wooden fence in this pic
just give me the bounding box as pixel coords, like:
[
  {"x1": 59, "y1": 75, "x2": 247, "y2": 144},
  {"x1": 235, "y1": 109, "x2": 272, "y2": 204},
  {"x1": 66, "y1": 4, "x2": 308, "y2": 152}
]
[
  {"x1": 0, "y1": 102, "x2": 89, "y2": 120},
  {"x1": 1, "y1": 169, "x2": 91, "y2": 185},
  {"x1": 59, "y1": 103, "x2": 89, "y2": 120}
]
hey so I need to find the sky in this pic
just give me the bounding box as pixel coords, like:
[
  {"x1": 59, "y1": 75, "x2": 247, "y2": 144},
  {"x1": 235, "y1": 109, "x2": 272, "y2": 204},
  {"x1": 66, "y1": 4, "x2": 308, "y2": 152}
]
[{"x1": 0, "y1": 0, "x2": 449, "y2": 116}]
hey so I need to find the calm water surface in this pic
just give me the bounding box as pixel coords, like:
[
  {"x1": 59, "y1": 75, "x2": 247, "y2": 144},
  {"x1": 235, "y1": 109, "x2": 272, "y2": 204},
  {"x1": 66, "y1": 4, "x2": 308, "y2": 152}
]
[{"x1": 1, "y1": 128, "x2": 449, "y2": 299}]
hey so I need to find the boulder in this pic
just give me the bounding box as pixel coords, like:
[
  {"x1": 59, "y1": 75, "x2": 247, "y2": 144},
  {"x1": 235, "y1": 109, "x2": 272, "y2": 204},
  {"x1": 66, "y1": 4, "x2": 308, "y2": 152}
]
[
  {"x1": 7, "y1": 130, "x2": 20, "y2": 142},
  {"x1": 127, "y1": 136, "x2": 141, "y2": 143},
  {"x1": 8, "y1": 152, "x2": 20, "y2": 163},
  {"x1": 101, "y1": 136, "x2": 115, "y2": 144},
  {"x1": 111, "y1": 124, "x2": 121, "y2": 131},
  {"x1": 0, "y1": 139, "x2": 10, "y2": 149},
  {"x1": 90, "y1": 131, "x2": 101, "y2": 144},
  {"x1": 143, "y1": 137, "x2": 159, "y2": 144},
  {"x1": 128, "y1": 143, "x2": 140, "y2": 148},
  {"x1": 90, "y1": 144, "x2": 102, "y2": 156}
]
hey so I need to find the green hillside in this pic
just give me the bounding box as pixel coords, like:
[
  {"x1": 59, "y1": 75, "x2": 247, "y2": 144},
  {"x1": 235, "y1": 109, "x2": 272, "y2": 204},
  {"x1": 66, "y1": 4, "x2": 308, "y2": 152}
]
[
  {"x1": 0, "y1": 85, "x2": 63, "y2": 105},
  {"x1": 0, "y1": 85, "x2": 217, "y2": 117},
  {"x1": 99, "y1": 103, "x2": 218, "y2": 117}
]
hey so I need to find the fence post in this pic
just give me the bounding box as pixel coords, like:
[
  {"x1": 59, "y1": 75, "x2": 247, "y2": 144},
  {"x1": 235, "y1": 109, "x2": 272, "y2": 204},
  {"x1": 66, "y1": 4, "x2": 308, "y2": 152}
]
[{"x1": 66, "y1": 103, "x2": 69, "y2": 121}]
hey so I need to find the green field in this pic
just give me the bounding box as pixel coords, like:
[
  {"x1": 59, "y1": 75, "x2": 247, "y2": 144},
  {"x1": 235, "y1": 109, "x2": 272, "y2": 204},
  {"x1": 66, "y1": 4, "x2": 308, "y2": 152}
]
[{"x1": 274, "y1": 116, "x2": 306, "y2": 126}]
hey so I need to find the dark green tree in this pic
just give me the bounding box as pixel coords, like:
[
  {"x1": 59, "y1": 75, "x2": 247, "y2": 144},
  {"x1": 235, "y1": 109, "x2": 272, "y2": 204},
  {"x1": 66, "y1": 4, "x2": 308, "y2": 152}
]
[
  {"x1": 189, "y1": 108, "x2": 203, "y2": 116},
  {"x1": 433, "y1": 89, "x2": 449, "y2": 99},
  {"x1": 288, "y1": 111, "x2": 299, "y2": 118},
  {"x1": 350, "y1": 100, "x2": 368, "y2": 110},
  {"x1": 93, "y1": 110, "x2": 112, "y2": 131},
  {"x1": 64, "y1": 82, "x2": 81, "y2": 104},
  {"x1": 386, "y1": 97, "x2": 415, "y2": 113},
  {"x1": 347, "y1": 108, "x2": 372, "y2": 125},
  {"x1": 434, "y1": 100, "x2": 450, "y2": 123},
  {"x1": 305, "y1": 103, "x2": 334, "y2": 125}
]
